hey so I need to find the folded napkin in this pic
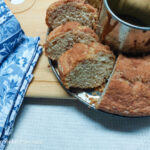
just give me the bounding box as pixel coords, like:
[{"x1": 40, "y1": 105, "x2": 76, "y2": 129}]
[
  {"x1": 0, "y1": 0, "x2": 24, "y2": 64},
  {"x1": 0, "y1": 1, "x2": 42, "y2": 149}
]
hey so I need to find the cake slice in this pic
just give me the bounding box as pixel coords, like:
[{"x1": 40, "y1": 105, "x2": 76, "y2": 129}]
[
  {"x1": 58, "y1": 42, "x2": 115, "y2": 89},
  {"x1": 45, "y1": 22, "x2": 99, "y2": 60},
  {"x1": 45, "y1": 0, "x2": 98, "y2": 30},
  {"x1": 96, "y1": 54, "x2": 150, "y2": 117}
]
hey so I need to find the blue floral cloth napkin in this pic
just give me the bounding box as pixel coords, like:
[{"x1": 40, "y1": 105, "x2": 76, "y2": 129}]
[
  {"x1": 0, "y1": 0, "x2": 42, "y2": 149},
  {"x1": 0, "y1": 0, "x2": 24, "y2": 64}
]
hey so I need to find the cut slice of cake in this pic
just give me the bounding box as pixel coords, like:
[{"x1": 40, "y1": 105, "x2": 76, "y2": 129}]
[
  {"x1": 45, "y1": 22, "x2": 99, "y2": 60},
  {"x1": 45, "y1": 0, "x2": 98, "y2": 30},
  {"x1": 96, "y1": 54, "x2": 150, "y2": 117},
  {"x1": 58, "y1": 42, "x2": 115, "y2": 89}
]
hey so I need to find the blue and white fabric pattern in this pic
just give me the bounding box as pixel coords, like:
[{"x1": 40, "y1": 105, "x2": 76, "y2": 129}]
[
  {"x1": 0, "y1": 0, "x2": 42, "y2": 150},
  {"x1": 0, "y1": 0, "x2": 24, "y2": 64},
  {"x1": 0, "y1": 36, "x2": 42, "y2": 150}
]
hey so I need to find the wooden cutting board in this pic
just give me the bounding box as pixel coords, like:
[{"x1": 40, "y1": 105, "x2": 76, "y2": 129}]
[{"x1": 5, "y1": 0, "x2": 73, "y2": 99}]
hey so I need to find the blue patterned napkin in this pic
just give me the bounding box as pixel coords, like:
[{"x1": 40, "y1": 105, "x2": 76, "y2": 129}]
[
  {"x1": 0, "y1": 0, "x2": 24, "y2": 64},
  {"x1": 0, "y1": 0, "x2": 42, "y2": 149}
]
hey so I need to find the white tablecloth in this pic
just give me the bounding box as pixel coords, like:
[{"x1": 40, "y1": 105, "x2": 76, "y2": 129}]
[{"x1": 5, "y1": 98, "x2": 150, "y2": 150}]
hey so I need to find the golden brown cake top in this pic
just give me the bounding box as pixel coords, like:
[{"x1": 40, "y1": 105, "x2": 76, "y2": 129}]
[
  {"x1": 58, "y1": 42, "x2": 114, "y2": 77},
  {"x1": 97, "y1": 54, "x2": 150, "y2": 116},
  {"x1": 46, "y1": 22, "x2": 81, "y2": 40},
  {"x1": 46, "y1": 0, "x2": 98, "y2": 28},
  {"x1": 45, "y1": 21, "x2": 99, "y2": 49}
]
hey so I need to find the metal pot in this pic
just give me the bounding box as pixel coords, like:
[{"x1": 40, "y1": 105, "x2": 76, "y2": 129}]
[{"x1": 98, "y1": 0, "x2": 150, "y2": 54}]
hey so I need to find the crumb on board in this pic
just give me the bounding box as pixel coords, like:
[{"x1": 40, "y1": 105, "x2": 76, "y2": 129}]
[
  {"x1": 89, "y1": 97, "x2": 98, "y2": 105},
  {"x1": 85, "y1": 93, "x2": 89, "y2": 98},
  {"x1": 94, "y1": 82, "x2": 105, "y2": 93}
]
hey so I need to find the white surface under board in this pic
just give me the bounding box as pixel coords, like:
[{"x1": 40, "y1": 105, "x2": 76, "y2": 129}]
[{"x1": 5, "y1": 98, "x2": 150, "y2": 150}]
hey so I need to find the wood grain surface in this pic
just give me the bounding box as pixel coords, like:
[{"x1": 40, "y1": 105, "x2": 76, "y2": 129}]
[{"x1": 5, "y1": 0, "x2": 72, "y2": 99}]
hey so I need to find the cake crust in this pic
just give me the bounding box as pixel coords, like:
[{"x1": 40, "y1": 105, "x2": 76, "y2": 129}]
[
  {"x1": 45, "y1": 0, "x2": 98, "y2": 29},
  {"x1": 58, "y1": 42, "x2": 115, "y2": 88},
  {"x1": 45, "y1": 21, "x2": 99, "y2": 53},
  {"x1": 96, "y1": 54, "x2": 150, "y2": 117}
]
